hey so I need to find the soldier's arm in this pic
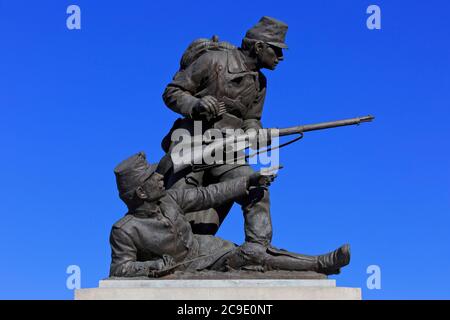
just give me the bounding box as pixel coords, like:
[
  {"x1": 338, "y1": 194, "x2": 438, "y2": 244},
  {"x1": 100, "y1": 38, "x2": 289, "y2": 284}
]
[
  {"x1": 109, "y1": 227, "x2": 166, "y2": 277},
  {"x1": 162, "y1": 52, "x2": 214, "y2": 118},
  {"x1": 168, "y1": 177, "x2": 249, "y2": 213},
  {"x1": 242, "y1": 72, "x2": 267, "y2": 131}
]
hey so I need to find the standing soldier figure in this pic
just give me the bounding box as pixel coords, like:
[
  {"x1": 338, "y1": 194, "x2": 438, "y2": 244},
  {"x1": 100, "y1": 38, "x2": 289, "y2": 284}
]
[{"x1": 160, "y1": 16, "x2": 288, "y2": 246}]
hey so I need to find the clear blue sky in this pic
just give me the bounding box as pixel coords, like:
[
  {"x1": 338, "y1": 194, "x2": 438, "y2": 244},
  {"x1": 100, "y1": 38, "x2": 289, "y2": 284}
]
[{"x1": 1, "y1": 0, "x2": 449, "y2": 299}]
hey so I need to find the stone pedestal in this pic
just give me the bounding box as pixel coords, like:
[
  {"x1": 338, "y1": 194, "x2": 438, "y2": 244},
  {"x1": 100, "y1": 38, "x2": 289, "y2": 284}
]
[{"x1": 75, "y1": 277, "x2": 362, "y2": 300}]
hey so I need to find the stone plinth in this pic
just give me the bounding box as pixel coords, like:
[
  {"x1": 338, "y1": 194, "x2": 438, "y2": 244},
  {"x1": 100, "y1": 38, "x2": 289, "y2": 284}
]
[{"x1": 75, "y1": 276, "x2": 361, "y2": 300}]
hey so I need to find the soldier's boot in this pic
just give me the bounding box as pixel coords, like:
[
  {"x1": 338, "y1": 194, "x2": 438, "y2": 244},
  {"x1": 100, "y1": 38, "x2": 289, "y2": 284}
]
[
  {"x1": 241, "y1": 187, "x2": 273, "y2": 246},
  {"x1": 263, "y1": 251, "x2": 319, "y2": 272},
  {"x1": 212, "y1": 164, "x2": 273, "y2": 246},
  {"x1": 224, "y1": 243, "x2": 350, "y2": 275},
  {"x1": 264, "y1": 244, "x2": 351, "y2": 275},
  {"x1": 316, "y1": 244, "x2": 351, "y2": 275},
  {"x1": 227, "y1": 242, "x2": 318, "y2": 273}
]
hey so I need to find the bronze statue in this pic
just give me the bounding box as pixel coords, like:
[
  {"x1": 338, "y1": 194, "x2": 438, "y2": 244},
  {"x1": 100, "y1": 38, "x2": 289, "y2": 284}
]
[
  {"x1": 109, "y1": 152, "x2": 350, "y2": 278},
  {"x1": 107, "y1": 16, "x2": 375, "y2": 279}
]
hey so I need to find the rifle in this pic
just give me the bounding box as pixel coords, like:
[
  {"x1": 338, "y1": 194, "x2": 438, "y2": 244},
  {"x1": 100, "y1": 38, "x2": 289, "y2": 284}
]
[{"x1": 170, "y1": 115, "x2": 375, "y2": 173}]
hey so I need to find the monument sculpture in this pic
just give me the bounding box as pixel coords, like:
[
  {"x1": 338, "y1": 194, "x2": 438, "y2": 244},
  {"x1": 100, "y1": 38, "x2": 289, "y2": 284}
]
[
  {"x1": 108, "y1": 16, "x2": 374, "y2": 280},
  {"x1": 110, "y1": 152, "x2": 353, "y2": 278}
]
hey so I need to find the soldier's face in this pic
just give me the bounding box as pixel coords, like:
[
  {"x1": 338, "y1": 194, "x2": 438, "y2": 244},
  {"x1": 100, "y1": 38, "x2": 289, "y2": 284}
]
[
  {"x1": 141, "y1": 172, "x2": 166, "y2": 201},
  {"x1": 257, "y1": 44, "x2": 284, "y2": 70}
]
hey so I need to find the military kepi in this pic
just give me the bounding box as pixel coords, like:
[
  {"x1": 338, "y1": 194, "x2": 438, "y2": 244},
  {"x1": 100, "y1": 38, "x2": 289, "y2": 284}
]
[
  {"x1": 114, "y1": 152, "x2": 158, "y2": 200},
  {"x1": 245, "y1": 16, "x2": 288, "y2": 49}
]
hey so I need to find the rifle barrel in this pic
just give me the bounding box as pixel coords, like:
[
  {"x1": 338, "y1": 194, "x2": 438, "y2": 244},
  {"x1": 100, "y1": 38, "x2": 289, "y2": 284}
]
[{"x1": 276, "y1": 115, "x2": 375, "y2": 137}]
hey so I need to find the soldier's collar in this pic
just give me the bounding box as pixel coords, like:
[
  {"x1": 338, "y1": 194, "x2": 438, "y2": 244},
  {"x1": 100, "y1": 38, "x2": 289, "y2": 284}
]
[
  {"x1": 133, "y1": 201, "x2": 161, "y2": 217},
  {"x1": 228, "y1": 49, "x2": 257, "y2": 74}
]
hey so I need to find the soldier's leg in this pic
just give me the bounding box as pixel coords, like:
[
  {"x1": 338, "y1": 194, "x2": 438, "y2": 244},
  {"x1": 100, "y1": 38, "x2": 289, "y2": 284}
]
[
  {"x1": 224, "y1": 242, "x2": 351, "y2": 275},
  {"x1": 221, "y1": 242, "x2": 316, "y2": 272},
  {"x1": 210, "y1": 164, "x2": 273, "y2": 246},
  {"x1": 262, "y1": 244, "x2": 351, "y2": 275}
]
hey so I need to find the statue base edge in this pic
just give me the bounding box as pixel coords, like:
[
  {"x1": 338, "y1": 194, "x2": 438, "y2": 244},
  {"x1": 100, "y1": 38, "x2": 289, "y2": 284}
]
[{"x1": 75, "y1": 276, "x2": 362, "y2": 300}]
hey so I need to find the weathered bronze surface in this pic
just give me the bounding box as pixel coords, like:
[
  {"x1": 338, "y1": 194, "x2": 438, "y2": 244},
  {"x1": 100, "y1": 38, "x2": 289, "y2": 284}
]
[{"x1": 108, "y1": 16, "x2": 374, "y2": 279}]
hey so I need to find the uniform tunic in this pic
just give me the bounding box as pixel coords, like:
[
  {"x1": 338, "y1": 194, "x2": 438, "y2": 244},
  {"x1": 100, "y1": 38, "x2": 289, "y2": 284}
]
[
  {"x1": 163, "y1": 48, "x2": 267, "y2": 132},
  {"x1": 109, "y1": 177, "x2": 248, "y2": 277}
]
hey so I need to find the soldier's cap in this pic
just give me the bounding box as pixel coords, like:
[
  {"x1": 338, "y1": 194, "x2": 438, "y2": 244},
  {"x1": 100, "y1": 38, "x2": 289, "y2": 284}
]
[
  {"x1": 114, "y1": 152, "x2": 158, "y2": 199},
  {"x1": 245, "y1": 16, "x2": 288, "y2": 49}
]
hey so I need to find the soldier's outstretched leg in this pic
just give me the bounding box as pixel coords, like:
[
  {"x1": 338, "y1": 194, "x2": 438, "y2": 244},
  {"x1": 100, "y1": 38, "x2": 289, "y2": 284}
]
[
  {"x1": 264, "y1": 244, "x2": 351, "y2": 275},
  {"x1": 224, "y1": 242, "x2": 351, "y2": 275}
]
